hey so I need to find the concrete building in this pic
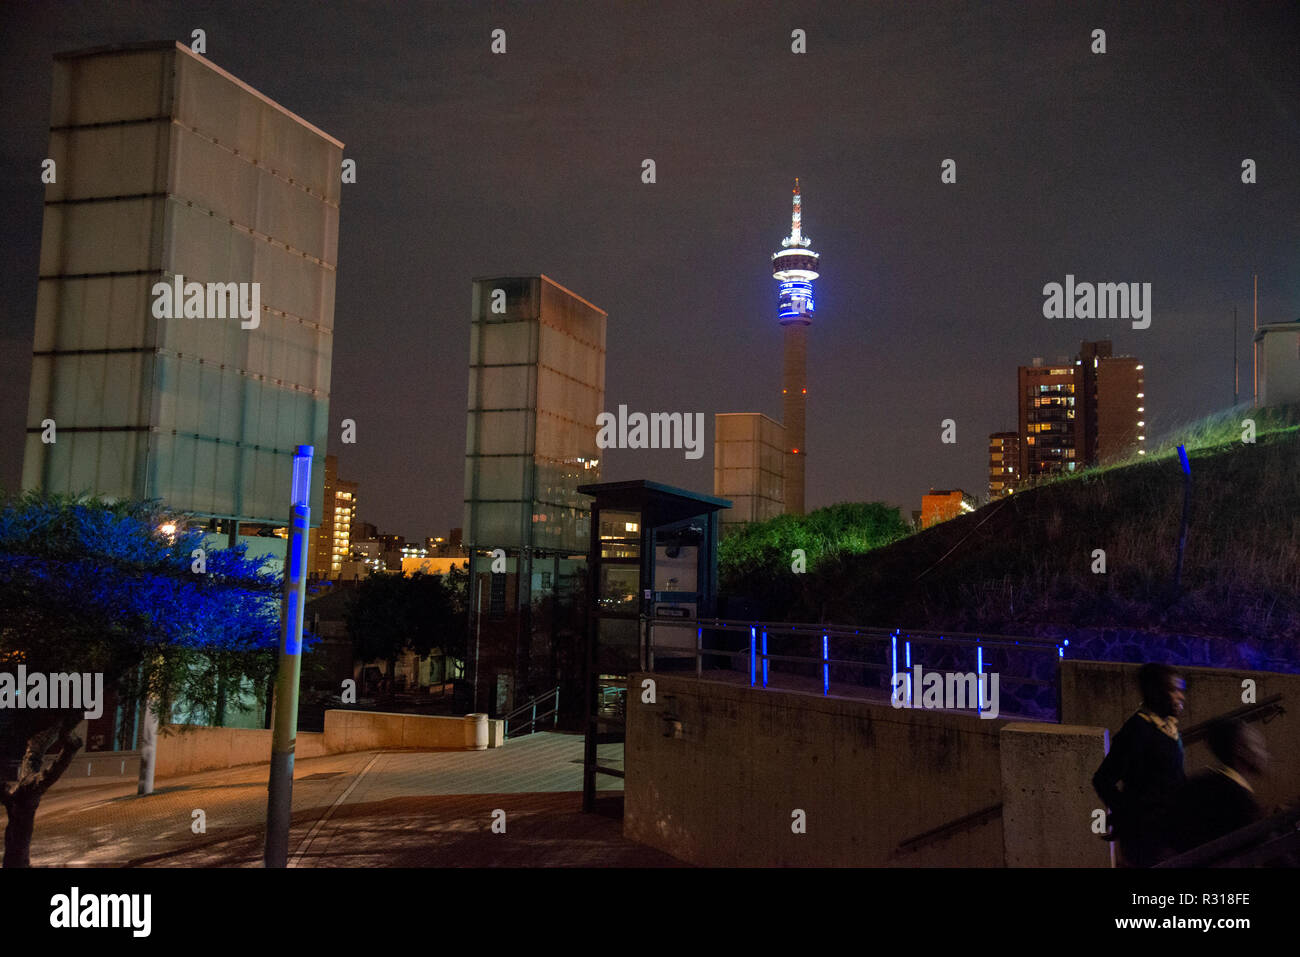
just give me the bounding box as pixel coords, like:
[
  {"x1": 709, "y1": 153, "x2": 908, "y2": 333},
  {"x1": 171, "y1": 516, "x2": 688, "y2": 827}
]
[
  {"x1": 988, "y1": 432, "x2": 1020, "y2": 500},
  {"x1": 1018, "y1": 358, "x2": 1083, "y2": 482},
  {"x1": 1017, "y1": 341, "x2": 1143, "y2": 483},
  {"x1": 310, "y1": 454, "x2": 358, "y2": 579},
  {"x1": 351, "y1": 535, "x2": 403, "y2": 572},
  {"x1": 463, "y1": 275, "x2": 606, "y2": 717},
  {"x1": 426, "y1": 529, "x2": 468, "y2": 557},
  {"x1": 920, "y1": 488, "x2": 975, "y2": 529},
  {"x1": 714, "y1": 412, "x2": 785, "y2": 533},
  {"x1": 1078, "y1": 340, "x2": 1145, "y2": 465},
  {"x1": 23, "y1": 41, "x2": 341, "y2": 537},
  {"x1": 1255, "y1": 320, "x2": 1300, "y2": 407}
]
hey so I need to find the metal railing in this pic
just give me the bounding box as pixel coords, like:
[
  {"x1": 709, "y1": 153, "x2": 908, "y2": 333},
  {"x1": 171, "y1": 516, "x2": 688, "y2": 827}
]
[
  {"x1": 646, "y1": 617, "x2": 1065, "y2": 719},
  {"x1": 504, "y1": 686, "x2": 560, "y2": 739},
  {"x1": 1155, "y1": 802, "x2": 1300, "y2": 867},
  {"x1": 1179, "y1": 694, "x2": 1286, "y2": 744}
]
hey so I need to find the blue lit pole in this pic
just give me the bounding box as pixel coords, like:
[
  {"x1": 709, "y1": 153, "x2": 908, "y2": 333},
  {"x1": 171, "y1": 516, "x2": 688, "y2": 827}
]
[
  {"x1": 1173, "y1": 444, "x2": 1191, "y2": 593},
  {"x1": 265, "y1": 445, "x2": 312, "y2": 868}
]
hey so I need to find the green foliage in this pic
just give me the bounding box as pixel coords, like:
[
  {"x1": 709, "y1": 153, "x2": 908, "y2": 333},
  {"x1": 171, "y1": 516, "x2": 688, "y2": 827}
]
[
  {"x1": 719, "y1": 502, "x2": 910, "y2": 615},
  {"x1": 345, "y1": 570, "x2": 467, "y2": 667}
]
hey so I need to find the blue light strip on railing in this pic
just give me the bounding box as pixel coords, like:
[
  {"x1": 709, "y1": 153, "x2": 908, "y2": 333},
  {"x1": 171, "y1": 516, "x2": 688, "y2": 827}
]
[
  {"x1": 891, "y1": 631, "x2": 898, "y2": 702},
  {"x1": 750, "y1": 626, "x2": 757, "y2": 686},
  {"x1": 905, "y1": 639, "x2": 912, "y2": 706},
  {"x1": 762, "y1": 630, "x2": 769, "y2": 688},
  {"x1": 822, "y1": 632, "x2": 829, "y2": 696}
]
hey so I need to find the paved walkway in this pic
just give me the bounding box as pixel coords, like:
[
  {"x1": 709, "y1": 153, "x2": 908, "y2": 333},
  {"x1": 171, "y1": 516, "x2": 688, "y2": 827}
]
[{"x1": 10, "y1": 733, "x2": 679, "y2": 867}]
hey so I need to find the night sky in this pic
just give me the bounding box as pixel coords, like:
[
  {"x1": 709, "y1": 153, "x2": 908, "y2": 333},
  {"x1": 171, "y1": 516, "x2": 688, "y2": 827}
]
[{"x1": 2, "y1": 1, "x2": 1297, "y2": 541}]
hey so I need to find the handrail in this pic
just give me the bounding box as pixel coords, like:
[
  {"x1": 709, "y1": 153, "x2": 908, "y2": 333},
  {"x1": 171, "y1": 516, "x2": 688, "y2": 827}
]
[
  {"x1": 646, "y1": 617, "x2": 1063, "y2": 716},
  {"x1": 504, "y1": 686, "x2": 560, "y2": 738},
  {"x1": 1154, "y1": 800, "x2": 1300, "y2": 867},
  {"x1": 688, "y1": 618, "x2": 1059, "y2": 648},
  {"x1": 1179, "y1": 693, "x2": 1285, "y2": 744},
  {"x1": 893, "y1": 803, "x2": 1004, "y2": 856}
]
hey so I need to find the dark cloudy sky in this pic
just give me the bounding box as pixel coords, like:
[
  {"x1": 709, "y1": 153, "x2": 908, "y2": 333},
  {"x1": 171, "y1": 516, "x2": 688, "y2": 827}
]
[{"x1": 2, "y1": 1, "x2": 1297, "y2": 541}]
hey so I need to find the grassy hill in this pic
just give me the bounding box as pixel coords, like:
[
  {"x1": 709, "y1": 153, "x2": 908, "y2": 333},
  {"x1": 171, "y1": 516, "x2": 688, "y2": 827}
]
[{"x1": 724, "y1": 406, "x2": 1300, "y2": 663}]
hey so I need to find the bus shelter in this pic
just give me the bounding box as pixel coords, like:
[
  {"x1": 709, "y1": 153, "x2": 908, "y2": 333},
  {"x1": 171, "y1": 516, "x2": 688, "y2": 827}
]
[{"x1": 576, "y1": 480, "x2": 730, "y2": 812}]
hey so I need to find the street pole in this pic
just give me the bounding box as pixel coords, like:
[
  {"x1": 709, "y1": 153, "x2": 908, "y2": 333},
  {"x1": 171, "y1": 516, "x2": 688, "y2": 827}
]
[
  {"x1": 1253, "y1": 274, "x2": 1258, "y2": 406},
  {"x1": 265, "y1": 445, "x2": 313, "y2": 868},
  {"x1": 472, "y1": 577, "x2": 482, "y2": 713},
  {"x1": 1233, "y1": 307, "x2": 1239, "y2": 406}
]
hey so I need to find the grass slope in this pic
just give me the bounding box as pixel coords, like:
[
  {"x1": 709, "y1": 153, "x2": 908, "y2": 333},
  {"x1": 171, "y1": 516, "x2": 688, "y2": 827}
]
[{"x1": 749, "y1": 407, "x2": 1300, "y2": 657}]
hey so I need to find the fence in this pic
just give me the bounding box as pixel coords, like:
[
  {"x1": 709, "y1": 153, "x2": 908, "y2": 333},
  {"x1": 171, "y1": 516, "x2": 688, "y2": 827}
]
[{"x1": 646, "y1": 617, "x2": 1066, "y2": 719}]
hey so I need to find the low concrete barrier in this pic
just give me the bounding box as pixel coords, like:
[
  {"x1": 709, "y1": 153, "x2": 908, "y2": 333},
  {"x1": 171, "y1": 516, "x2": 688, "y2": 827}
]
[
  {"x1": 57, "y1": 750, "x2": 143, "y2": 787},
  {"x1": 156, "y1": 727, "x2": 327, "y2": 778},
  {"x1": 321, "y1": 709, "x2": 504, "y2": 753},
  {"x1": 146, "y1": 710, "x2": 505, "y2": 778}
]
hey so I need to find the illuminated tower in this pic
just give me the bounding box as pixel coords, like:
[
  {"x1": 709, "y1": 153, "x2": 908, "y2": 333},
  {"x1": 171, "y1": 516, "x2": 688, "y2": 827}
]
[{"x1": 771, "y1": 178, "x2": 820, "y2": 515}]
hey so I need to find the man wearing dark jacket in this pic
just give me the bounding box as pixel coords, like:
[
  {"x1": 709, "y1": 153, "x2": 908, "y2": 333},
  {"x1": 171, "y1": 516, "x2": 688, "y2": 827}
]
[
  {"x1": 1093, "y1": 663, "x2": 1186, "y2": 867},
  {"x1": 1169, "y1": 718, "x2": 1266, "y2": 854}
]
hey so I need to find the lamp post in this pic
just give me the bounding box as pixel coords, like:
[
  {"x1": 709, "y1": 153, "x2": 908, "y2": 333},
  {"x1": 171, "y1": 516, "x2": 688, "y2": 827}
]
[
  {"x1": 265, "y1": 444, "x2": 312, "y2": 868},
  {"x1": 139, "y1": 520, "x2": 179, "y2": 796}
]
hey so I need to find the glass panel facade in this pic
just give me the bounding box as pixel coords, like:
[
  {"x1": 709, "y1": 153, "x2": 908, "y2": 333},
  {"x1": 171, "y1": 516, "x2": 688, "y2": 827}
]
[
  {"x1": 463, "y1": 276, "x2": 606, "y2": 716},
  {"x1": 464, "y1": 276, "x2": 605, "y2": 557},
  {"x1": 24, "y1": 45, "x2": 340, "y2": 524},
  {"x1": 599, "y1": 565, "x2": 640, "y2": 615}
]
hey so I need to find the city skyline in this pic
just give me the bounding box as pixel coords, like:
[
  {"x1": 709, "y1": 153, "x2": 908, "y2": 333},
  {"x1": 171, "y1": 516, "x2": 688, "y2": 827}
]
[{"x1": 2, "y1": 1, "x2": 1298, "y2": 543}]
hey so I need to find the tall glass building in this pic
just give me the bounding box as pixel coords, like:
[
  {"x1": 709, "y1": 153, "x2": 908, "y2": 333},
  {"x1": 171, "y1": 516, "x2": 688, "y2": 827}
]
[
  {"x1": 464, "y1": 275, "x2": 606, "y2": 717},
  {"x1": 23, "y1": 42, "x2": 341, "y2": 528}
]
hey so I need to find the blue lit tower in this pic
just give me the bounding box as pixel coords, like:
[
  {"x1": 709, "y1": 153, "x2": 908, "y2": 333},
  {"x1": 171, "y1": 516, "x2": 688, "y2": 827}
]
[{"x1": 771, "y1": 178, "x2": 820, "y2": 515}]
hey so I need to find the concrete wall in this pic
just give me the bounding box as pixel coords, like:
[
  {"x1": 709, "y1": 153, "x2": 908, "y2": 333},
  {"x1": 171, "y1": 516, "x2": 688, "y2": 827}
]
[
  {"x1": 322, "y1": 710, "x2": 503, "y2": 753},
  {"x1": 58, "y1": 749, "x2": 143, "y2": 788},
  {"x1": 1259, "y1": 325, "x2": 1300, "y2": 407},
  {"x1": 1000, "y1": 723, "x2": 1112, "y2": 867},
  {"x1": 624, "y1": 673, "x2": 1006, "y2": 866},
  {"x1": 1060, "y1": 660, "x2": 1300, "y2": 811},
  {"x1": 155, "y1": 726, "x2": 327, "y2": 778},
  {"x1": 622, "y1": 662, "x2": 1300, "y2": 867},
  {"x1": 48, "y1": 711, "x2": 507, "y2": 789}
]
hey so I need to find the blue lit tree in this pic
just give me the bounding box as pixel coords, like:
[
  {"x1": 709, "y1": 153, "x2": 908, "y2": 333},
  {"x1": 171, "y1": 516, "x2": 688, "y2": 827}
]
[{"x1": 0, "y1": 491, "x2": 286, "y2": 867}]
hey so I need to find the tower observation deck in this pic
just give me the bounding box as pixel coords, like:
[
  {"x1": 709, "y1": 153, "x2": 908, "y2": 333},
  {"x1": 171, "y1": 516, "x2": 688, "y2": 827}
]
[{"x1": 771, "y1": 179, "x2": 820, "y2": 515}]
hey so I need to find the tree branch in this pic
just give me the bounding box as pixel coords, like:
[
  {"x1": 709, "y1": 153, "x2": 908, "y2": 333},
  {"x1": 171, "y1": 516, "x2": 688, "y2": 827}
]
[{"x1": 11, "y1": 715, "x2": 84, "y2": 800}]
